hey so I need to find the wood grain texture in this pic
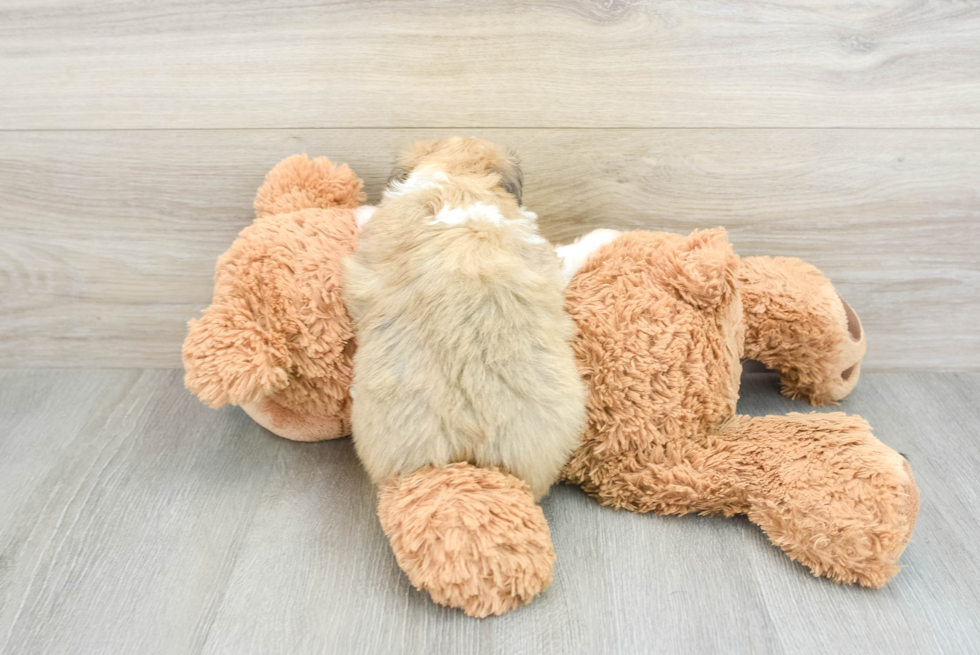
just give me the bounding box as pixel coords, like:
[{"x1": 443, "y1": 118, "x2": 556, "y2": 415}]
[
  {"x1": 1, "y1": 0, "x2": 979, "y2": 129},
  {"x1": 1, "y1": 369, "x2": 978, "y2": 654},
  {"x1": 0, "y1": 369, "x2": 284, "y2": 655},
  {"x1": 1, "y1": 129, "x2": 977, "y2": 369}
]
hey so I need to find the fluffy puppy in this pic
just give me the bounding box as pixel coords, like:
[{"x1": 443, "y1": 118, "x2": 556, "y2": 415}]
[{"x1": 344, "y1": 137, "x2": 585, "y2": 500}]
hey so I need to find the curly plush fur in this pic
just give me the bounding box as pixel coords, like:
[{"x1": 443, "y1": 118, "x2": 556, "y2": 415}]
[
  {"x1": 183, "y1": 155, "x2": 363, "y2": 441},
  {"x1": 185, "y1": 150, "x2": 918, "y2": 617},
  {"x1": 378, "y1": 462, "x2": 555, "y2": 617},
  {"x1": 738, "y1": 256, "x2": 867, "y2": 405},
  {"x1": 560, "y1": 228, "x2": 918, "y2": 588},
  {"x1": 373, "y1": 226, "x2": 915, "y2": 617}
]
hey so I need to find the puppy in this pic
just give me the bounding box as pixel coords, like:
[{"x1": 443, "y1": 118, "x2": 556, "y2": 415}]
[{"x1": 344, "y1": 137, "x2": 585, "y2": 500}]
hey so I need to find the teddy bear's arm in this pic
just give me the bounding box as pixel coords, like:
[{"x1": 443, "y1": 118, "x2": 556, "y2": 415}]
[
  {"x1": 738, "y1": 256, "x2": 866, "y2": 405},
  {"x1": 181, "y1": 227, "x2": 305, "y2": 409}
]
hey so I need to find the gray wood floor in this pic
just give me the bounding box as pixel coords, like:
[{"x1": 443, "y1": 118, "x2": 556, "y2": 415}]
[{"x1": 1, "y1": 369, "x2": 978, "y2": 655}]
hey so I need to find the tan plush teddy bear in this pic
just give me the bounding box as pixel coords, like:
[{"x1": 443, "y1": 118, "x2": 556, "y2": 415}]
[
  {"x1": 183, "y1": 153, "x2": 919, "y2": 619},
  {"x1": 558, "y1": 228, "x2": 917, "y2": 587}
]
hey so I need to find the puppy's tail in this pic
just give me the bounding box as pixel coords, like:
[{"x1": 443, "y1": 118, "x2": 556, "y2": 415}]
[{"x1": 254, "y1": 154, "x2": 365, "y2": 218}]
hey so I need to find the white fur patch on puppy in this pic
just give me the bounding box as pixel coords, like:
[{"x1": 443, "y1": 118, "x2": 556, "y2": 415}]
[
  {"x1": 427, "y1": 204, "x2": 546, "y2": 246},
  {"x1": 430, "y1": 202, "x2": 504, "y2": 226},
  {"x1": 520, "y1": 209, "x2": 547, "y2": 244},
  {"x1": 555, "y1": 228, "x2": 622, "y2": 284},
  {"x1": 355, "y1": 205, "x2": 378, "y2": 230},
  {"x1": 383, "y1": 168, "x2": 448, "y2": 199}
]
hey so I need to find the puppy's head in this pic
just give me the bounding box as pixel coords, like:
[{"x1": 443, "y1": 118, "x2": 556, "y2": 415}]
[{"x1": 387, "y1": 137, "x2": 523, "y2": 205}]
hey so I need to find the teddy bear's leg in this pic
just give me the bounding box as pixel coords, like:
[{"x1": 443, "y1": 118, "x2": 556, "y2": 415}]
[
  {"x1": 583, "y1": 413, "x2": 917, "y2": 588},
  {"x1": 725, "y1": 413, "x2": 919, "y2": 587},
  {"x1": 738, "y1": 256, "x2": 867, "y2": 405},
  {"x1": 377, "y1": 462, "x2": 556, "y2": 617}
]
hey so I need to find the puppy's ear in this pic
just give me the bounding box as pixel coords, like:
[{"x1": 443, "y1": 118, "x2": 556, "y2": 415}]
[
  {"x1": 498, "y1": 150, "x2": 523, "y2": 205},
  {"x1": 386, "y1": 163, "x2": 412, "y2": 188},
  {"x1": 388, "y1": 139, "x2": 437, "y2": 188}
]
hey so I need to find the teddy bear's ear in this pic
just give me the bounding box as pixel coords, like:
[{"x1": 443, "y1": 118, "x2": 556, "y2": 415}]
[
  {"x1": 254, "y1": 154, "x2": 365, "y2": 218},
  {"x1": 669, "y1": 228, "x2": 739, "y2": 309}
]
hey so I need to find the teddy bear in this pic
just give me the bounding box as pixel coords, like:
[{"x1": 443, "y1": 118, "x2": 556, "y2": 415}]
[
  {"x1": 184, "y1": 154, "x2": 919, "y2": 619},
  {"x1": 558, "y1": 228, "x2": 917, "y2": 584},
  {"x1": 183, "y1": 154, "x2": 371, "y2": 441}
]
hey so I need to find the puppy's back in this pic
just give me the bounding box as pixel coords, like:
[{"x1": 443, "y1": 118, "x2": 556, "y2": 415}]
[{"x1": 345, "y1": 173, "x2": 585, "y2": 500}]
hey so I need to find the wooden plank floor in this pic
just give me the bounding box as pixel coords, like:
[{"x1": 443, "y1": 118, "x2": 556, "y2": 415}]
[{"x1": 1, "y1": 369, "x2": 978, "y2": 655}]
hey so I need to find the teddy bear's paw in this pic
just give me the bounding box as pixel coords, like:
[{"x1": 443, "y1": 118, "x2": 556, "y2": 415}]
[
  {"x1": 776, "y1": 292, "x2": 867, "y2": 406},
  {"x1": 822, "y1": 293, "x2": 866, "y2": 400},
  {"x1": 738, "y1": 256, "x2": 868, "y2": 405},
  {"x1": 746, "y1": 416, "x2": 919, "y2": 588},
  {"x1": 377, "y1": 462, "x2": 555, "y2": 618}
]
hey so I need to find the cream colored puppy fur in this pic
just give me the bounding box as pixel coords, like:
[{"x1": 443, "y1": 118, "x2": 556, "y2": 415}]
[{"x1": 344, "y1": 137, "x2": 586, "y2": 500}]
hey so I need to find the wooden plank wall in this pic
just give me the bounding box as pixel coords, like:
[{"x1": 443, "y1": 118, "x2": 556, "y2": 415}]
[{"x1": 1, "y1": 0, "x2": 978, "y2": 369}]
